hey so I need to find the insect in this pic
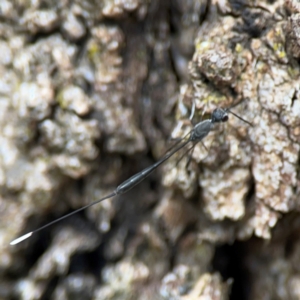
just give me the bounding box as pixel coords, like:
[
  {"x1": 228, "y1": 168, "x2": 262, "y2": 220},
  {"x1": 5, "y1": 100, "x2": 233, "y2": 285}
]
[{"x1": 10, "y1": 102, "x2": 252, "y2": 245}]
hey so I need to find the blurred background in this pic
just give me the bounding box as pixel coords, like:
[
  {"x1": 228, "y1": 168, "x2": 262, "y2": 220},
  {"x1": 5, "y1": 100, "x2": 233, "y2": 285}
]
[{"x1": 0, "y1": 0, "x2": 300, "y2": 299}]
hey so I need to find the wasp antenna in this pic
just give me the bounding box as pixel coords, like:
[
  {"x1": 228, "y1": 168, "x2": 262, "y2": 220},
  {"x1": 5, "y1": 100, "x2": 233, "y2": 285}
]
[
  {"x1": 189, "y1": 99, "x2": 196, "y2": 121},
  {"x1": 227, "y1": 109, "x2": 253, "y2": 127},
  {"x1": 226, "y1": 97, "x2": 251, "y2": 111}
]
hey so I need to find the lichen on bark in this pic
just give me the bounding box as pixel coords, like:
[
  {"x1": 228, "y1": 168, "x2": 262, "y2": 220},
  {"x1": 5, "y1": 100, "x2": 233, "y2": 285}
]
[{"x1": 1, "y1": 0, "x2": 300, "y2": 299}]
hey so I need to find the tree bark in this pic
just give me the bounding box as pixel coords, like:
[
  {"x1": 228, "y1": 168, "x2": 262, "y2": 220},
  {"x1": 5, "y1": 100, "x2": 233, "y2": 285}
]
[{"x1": 0, "y1": 0, "x2": 299, "y2": 299}]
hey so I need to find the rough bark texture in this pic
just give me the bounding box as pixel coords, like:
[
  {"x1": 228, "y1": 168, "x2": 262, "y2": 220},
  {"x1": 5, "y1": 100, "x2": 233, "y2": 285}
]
[{"x1": 0, "y1": 0, "x2": 300, "y2": 299}]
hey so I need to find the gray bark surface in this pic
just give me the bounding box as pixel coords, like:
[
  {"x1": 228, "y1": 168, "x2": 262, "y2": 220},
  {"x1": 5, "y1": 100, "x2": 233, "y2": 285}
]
[{"x1": 0, "y1": 0, "x2": 299, "y2": 299}]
